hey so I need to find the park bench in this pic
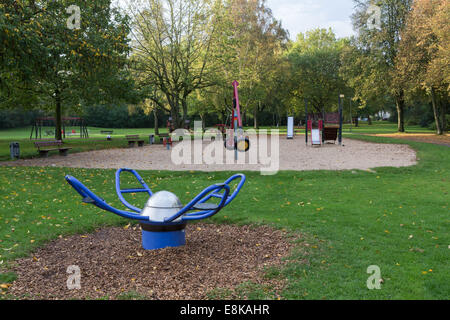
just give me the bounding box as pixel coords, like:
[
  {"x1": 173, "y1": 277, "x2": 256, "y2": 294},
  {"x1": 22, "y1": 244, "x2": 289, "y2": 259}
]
[
  {"x1": 100, "y1": 130, "x2": 113, "y2": 135},
  {"x1": 34, "y1": 140, "x2": 72, "y2": 157},
  {"x1": 126, "y1": 135, "x2": 145, "y2": 147}
]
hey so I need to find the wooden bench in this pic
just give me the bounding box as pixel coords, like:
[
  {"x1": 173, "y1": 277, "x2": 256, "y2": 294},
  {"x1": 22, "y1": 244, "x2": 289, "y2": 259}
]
[
  {"x1": 34, "y1": 140, "x2": 72, "y2": 157},
  {"x1": 100, "y1": 130, "x2": 113, "y2": 135},
  {"x1": 126, "y1": 135, "x2": 145, "y2": 147}
]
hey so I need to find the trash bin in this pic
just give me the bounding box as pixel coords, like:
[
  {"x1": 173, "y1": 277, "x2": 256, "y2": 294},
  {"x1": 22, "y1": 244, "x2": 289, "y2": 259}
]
[
  {"x1": 10, "y1": 142, "x2": 20, "y2": 160},
  {"x1": 149, "y1": 134, "x2": 155, "y2": 145}
]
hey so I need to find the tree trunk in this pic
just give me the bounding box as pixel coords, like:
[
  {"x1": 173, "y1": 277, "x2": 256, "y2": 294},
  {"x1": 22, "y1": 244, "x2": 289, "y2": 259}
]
[
  {"x1": 200, "y1": 113, "x2": 205, "y2": 130},
  {"x1": 222, "y1": 109, "x2": 227, "y2": 125},
  {"x1": 253, "y1": 105, "x2": 258, "y2": 129},
  {"x1": 395, "y1": 91, "x2": 405, "y2": 132},
  {"x1": 153, "y1": 108, "x2": 159, "y2": 135},
  {"x1": 431, "y1": 88, "x2": 442, "y2": 135},
  {"x1": 440, "y1": 97, "x2": 447, "y2": 133},
  {"x1": 170, "y1": 109, "x2": 180, "y2": 132},
  {"x1": 277, "y1": 108, "x2": 282, "y2": 127},
  {"x1": 181, "y1": 98, "x2": 188, "y2": 127},
  {"x1": 167, "y1": 94, "x2": 181, "y2": 130},
  {"x1": 367, "y1": 114, "x2": 372, "y2": 125},
  {"x1": 55, "y1": 90, "x2": 63, "y2": 140}
]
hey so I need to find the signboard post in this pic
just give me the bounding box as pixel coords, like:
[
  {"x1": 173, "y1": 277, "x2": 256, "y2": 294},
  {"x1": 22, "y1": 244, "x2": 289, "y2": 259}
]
[{"x1": 287, "y1": 117, "x2": 294, "y2": 139}]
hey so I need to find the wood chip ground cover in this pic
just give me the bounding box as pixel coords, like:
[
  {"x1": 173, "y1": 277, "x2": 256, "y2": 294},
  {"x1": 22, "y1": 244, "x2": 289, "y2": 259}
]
[{"x1": 8, "y1": 223, "x2": 301, "y2": 300}]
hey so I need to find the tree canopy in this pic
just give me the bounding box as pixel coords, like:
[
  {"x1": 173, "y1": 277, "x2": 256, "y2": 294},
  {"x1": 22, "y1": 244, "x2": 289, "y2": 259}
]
[
  {"x1": 1, "y1": 0, "x2": 135, "y2": 139},
  {"x1": 1, "y1": 0, "x2": 448, "y2": 134}
]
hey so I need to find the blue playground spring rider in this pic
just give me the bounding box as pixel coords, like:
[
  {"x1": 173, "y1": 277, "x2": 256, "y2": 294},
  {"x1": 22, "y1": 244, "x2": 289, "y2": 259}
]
[{"x1": 65, "y1": 169, "x2": 246, "y2": 250}]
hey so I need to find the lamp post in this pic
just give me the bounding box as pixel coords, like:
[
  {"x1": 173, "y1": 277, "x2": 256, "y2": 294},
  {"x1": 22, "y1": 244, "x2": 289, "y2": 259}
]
[{"x1": 339, "y1": 94, "x2": 344, "y2": 145}]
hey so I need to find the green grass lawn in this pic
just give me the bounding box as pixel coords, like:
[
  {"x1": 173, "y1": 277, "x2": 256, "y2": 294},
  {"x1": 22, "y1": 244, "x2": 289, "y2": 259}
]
[
  {"x1": 341, "y1": 121, "x2": 435, "y2": 134},
  {"x1": 0, "y1": 126, "x2": 167, "y2": 140},
  {"x1": 255, "y1": 121, "x2": 435, "y2": 135},
  {"x1": 0, "y1": 126, "x2": 171, "y2": 161},
  {"x1": 0, "y1": 133, "x2": 448, "y2": 299}
]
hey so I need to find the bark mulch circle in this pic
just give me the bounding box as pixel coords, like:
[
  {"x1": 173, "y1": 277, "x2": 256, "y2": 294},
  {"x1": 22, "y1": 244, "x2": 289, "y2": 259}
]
[
  {"x1": 9, "y1": 223, "x2": 300, "y2": 300},
  {"x1": 371, "y1": 133, "x2": 450, "y2": 147}
]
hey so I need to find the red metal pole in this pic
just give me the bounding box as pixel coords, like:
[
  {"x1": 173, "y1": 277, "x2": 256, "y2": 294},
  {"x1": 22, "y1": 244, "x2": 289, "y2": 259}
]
[{"x1": 232, "y1": 80, "x2": 242, "y2": 127}]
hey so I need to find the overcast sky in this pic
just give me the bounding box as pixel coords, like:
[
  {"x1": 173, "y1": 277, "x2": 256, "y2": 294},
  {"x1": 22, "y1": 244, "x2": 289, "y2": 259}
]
[
  {"x1": 265, "y1": 0, "x2": 356, "y2": 40},
  {"x1": 115, "y1": 0, "x2": 357, "y2": 40}
]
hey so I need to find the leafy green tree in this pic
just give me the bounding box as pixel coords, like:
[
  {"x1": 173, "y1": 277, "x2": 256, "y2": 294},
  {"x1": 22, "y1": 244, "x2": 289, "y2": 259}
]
[
  {"x1": 0, "y1": 1, "x2": 46, "y2": 107},
  {"x1": 227, "y1": 0, "x2": 288, "y2": 128},
  {"x1": 129, "y1": 0, "x2": 223, "y2": 128},
  {"x1": 286, "y1": 28, "x2": 350, "y2": 115},
  {"x1": 396, "y1": 0, "x2": 449, "y2": 134},
  {"x1": 1, "y1": 0, "x2": 134, "y2": 140},
  {"x1": 352, "y1": 0, "x2": 413, "y2": 132},
  {"x1": 197, "y1": 0, "x2": 288, "y2": 129},
  {"x1": 340, "y1": 38, "x2": 389, "y2": 123}
]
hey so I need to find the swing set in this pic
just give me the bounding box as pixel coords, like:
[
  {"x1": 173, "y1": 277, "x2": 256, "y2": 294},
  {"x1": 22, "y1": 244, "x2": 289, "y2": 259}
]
[{"x1": 30, "y1": 117, "x2": 89, "y2": 140}]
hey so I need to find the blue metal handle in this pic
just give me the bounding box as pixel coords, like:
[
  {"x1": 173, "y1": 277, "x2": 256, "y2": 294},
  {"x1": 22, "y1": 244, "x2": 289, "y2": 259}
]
[
  {"x1": 182, "y1": 184, "x2": 230, "y2": 221},
  {"x1": 65, "y1": 175, "x2": 151, "y2": 222},
  {"x1": 163, "y1": 183, "x2": 229, "y2": 223},
  {"x1": 222, "y1": 173, "x2": 246, "y2": 206},
  {"x1": 201, "y1": 174, "x2": 246, "y2": 206},
  {"x1": 115, "y1": 168, "x2": 152, "y2": 213},
  {"x1": 165, "y1": 174, "x2": 245, "y2": 223}
]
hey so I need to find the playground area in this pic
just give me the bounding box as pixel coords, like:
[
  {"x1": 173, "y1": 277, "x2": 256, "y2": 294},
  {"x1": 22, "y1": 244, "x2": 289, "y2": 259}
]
[
  {"x1": 2, "y1": 136, "x2": 417, "y2": 172},
  {"x1": 0, "y1": 132, "x2": 448, "y2": 300}
]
